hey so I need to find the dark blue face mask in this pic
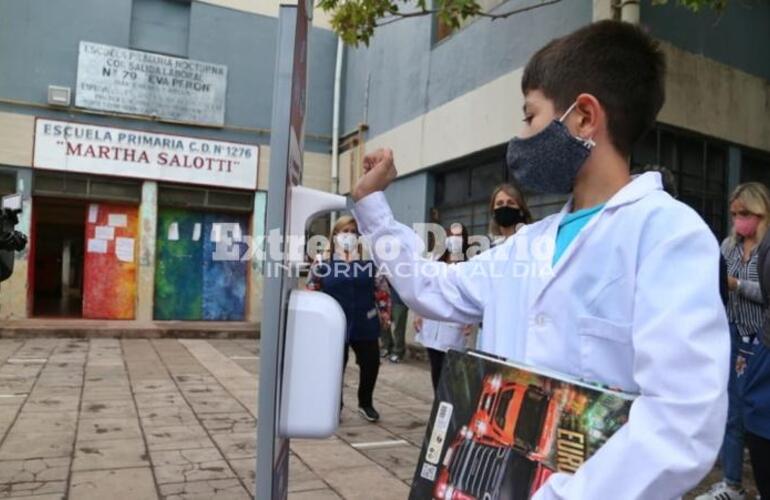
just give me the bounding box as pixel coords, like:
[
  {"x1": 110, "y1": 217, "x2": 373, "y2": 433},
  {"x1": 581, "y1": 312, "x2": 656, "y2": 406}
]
[{"x1": 505, "y1": 102, "x2": 595, "y2": 194}]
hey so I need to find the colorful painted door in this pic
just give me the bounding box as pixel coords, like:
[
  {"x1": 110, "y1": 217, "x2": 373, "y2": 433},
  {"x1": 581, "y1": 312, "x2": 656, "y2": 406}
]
[
  {"x1": 82, "y1": 203, "x2": 138, "y2": 319},
  {"x1": 154, "y1": 208, "x2": 248, "y2": 321},
  {"x1": 154, "y1": 208, "x2": 204, "y2": 320},
  {"x1": 202, "y1": 213, "x2": 248, "y2": 320}
]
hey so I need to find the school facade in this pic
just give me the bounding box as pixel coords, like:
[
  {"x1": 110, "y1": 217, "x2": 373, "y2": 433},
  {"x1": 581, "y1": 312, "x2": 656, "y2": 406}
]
[{"x1": 0, "y1": 0, "x2": 339, "y2": 324}]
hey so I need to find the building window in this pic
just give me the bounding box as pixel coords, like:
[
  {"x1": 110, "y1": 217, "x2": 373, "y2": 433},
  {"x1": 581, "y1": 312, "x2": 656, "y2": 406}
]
[
  {"x1": 33, "y1": 172, "x2": 142, "y2": 203},
  {"x1": 433, "y1": 147, "x2": 508, "y2": 236},
  {"x1": 631, "y1": 125, "x2": 728, "y2": 238},
  {"x1": 740, "y1": 151, "x2": 770, "y2": 187},
  {"x1": 130, "y1": 0, "x2": 191, "y2": 58},
  {"x1": 0, "y1": 171, "x2": 17, "y2": 195},
  {"x1": 158, "y1": 185, "x2": 254, "y2": 213}
]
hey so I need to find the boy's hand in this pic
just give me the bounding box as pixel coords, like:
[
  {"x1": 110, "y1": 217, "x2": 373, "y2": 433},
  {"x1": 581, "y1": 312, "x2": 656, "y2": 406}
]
[{"x1": 352, "y1": 148, "x2": 397, "y2": 201}]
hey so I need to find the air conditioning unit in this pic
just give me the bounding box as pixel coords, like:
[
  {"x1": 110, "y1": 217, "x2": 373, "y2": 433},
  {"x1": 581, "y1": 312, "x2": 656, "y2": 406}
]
[{"x1": 47, "y1": 85, "x2": 71, "y2": 107}]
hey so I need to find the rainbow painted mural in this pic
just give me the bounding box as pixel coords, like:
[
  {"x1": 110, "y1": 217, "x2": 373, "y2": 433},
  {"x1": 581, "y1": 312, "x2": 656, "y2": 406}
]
[
  {"x1": 82, "y1": 203, "x2": 138, "y2": 320},
  {"x1": 154, "y1": 208, "x2": 249, "y2": 321}
]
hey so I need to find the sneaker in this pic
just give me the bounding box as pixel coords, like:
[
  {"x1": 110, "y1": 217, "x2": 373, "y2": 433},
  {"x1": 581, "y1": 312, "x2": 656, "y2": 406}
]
[
  {"x1": 358, "y1": 406, "x2": 380, "y2": 422},
  {"x1": 380, "y1": 349, "x2": 391, "y2": 358},
  {"x1": 388, "y1": 354, "x2": 401, "y2": 363},
  {"x1": 695, "y1": 481, "x2": 746, "y2": 500}
]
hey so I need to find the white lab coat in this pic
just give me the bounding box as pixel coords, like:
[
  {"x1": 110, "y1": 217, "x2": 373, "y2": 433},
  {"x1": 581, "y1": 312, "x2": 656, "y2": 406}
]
[
  {"x1": 353, "y1": 172, "x2": 729, "y2": 500},
  {"x1": 415, "y1": 318, "x2": 466, "y2": 352}
]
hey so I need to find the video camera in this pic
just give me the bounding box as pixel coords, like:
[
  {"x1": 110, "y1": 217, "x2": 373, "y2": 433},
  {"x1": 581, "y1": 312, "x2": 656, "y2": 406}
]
[{"x1": 0, "y1": 193, "x2": 28, "y2": 283}]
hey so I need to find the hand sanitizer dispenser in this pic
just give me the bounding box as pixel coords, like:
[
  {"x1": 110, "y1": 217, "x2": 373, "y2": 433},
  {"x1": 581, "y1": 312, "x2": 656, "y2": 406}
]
[
  {"x1": 279, "y1": 289, "x2": 346, "y2": 438},
  {"x1": 278, "y1": 186, "x2": 348, "y2": 438}
]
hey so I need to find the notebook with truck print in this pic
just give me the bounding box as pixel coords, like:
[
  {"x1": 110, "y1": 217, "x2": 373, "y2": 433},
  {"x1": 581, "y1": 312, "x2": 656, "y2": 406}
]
[{"x1": 410, "y1": 349, "x2": 635, "y2": 500}]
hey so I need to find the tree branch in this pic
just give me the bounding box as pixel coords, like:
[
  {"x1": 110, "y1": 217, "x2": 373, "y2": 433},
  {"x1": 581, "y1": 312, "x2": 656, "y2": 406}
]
[
  {"x1": 476, "y1": 0, "x2": 564, "y2": 20},
  {"x1": 374, "y1": 0, "x2": 563, "y2": 28}
]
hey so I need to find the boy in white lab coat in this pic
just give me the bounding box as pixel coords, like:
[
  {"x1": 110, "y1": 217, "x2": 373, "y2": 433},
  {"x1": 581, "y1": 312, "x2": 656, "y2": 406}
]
[{"x1": 350, "y1": 20, "x2": 729, "y2": 500}]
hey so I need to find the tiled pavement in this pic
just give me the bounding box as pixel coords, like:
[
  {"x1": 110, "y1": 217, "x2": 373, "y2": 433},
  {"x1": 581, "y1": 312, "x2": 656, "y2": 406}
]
[
  {"x1": 0, "y1": 338, "x2": 754, "y2": 499},
  {"x1": 0, "y1": 338, "x2": 433, "y2": 499}
]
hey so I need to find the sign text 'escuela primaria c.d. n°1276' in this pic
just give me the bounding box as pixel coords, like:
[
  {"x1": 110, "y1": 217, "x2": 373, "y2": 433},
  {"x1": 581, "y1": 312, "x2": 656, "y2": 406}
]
[{"x1": 33, "y1": 119, "x2": 259, "y2": 190}]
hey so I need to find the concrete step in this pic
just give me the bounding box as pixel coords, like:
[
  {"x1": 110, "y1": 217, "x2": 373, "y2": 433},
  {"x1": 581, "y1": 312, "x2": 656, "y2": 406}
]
[{"x1": 0, "y1": 319, "x2": 260, "y2": 338}]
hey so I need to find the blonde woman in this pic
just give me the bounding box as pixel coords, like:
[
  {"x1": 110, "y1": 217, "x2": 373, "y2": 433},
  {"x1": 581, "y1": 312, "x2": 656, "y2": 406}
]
[
  {"x1": 306, "y1": 215, "x2": 390, "y2": 423},
  {"x1": 702, "y1": 182, "x2": 770, "y2": 500},
  {"x1": 488, "y1": 183, "x2": 532, "y2": 246}
]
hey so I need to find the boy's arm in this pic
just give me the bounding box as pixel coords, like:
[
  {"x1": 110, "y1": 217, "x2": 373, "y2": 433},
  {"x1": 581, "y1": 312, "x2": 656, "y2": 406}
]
[
  {"x1": 535, "y1": 224, "x2": 729, "y2": 499},
  {"x1": 353, "y1": 192, "x2": 489, "y2": 324}
]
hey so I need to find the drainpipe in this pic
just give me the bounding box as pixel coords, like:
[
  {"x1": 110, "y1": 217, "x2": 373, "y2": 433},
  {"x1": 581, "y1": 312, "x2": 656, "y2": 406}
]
[
  {"x1": 620, "y1": 0, "x2": 640, "y2": 24},
  {"x1": 331, "y1": 37, "x2": 343, "y2": 197}
]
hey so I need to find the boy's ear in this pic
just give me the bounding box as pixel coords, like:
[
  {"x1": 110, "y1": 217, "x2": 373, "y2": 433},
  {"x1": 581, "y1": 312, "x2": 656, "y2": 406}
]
[{"x1": 573, "y1": 93, "x2": 603, "y2": 140}]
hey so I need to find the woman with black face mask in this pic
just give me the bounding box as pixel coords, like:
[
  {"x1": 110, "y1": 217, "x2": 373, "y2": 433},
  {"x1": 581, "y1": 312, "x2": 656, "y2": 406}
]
[{"x1": 488, "y1": 183, "x2": 532, "y2": 246}]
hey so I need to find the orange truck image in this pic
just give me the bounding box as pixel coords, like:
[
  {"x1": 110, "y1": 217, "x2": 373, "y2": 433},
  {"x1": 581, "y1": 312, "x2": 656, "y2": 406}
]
[{"x1": 433, "y1": 374, "x2": 552, "y2": 500}]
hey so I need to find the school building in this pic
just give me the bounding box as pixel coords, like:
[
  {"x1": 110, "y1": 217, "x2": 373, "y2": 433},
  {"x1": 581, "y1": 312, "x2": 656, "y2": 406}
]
[
  {"x1": 0, "y1": 0, "x2": 338, "y2": 327},
  {"x1": 0, "y1": 0, "x2": 768, "y2": 332}
]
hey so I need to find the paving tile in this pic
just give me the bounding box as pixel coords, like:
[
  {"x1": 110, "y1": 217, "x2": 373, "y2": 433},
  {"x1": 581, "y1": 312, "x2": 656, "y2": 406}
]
[
  {"x1": 137, "y1": 406, "x2": 198, "y2": 428},
  {"x1": 134, "y1": 392, "x2": 188, "y2": 409},
  {"x1": 209, "y1": 432, "x2": 255, "y2": 460},
  {"x1": 199, "y1": 412, "x2": 255, "y2": 435},
  {"x1": 81, "y1": 386, "x2": 132, "y2": 401},
  {"x1": 10, "y1": 413, "x2": 77, "y2": 435},
  {"x1": 33, "y1": 374, "x2": 83, "y2": 388},
  {"x1": 21, "y1": 396, "x2": 79, "y2": 414},
  {"x1": 0, "y1": 494, "x2": 64, "y2": 500},
  {"x1": 360, "y1": 445, "x2": 421, "y2": 481},
  {"x1": 72, "y1": 439, "x2": 149, "y2": 471},
  {"x1": 226, "y1": 458, "x2": 256, "y2": 495},
  {"x1": 0, "y1": 480, "x2": 66, "y2": 498},
  {"x1": 82, "y1": 377, "x2": 129, "y2": 389},
  {"x1": 80, "y1": 399, "x2": 137, "y2": 419},
  {"x1": 0, "y1": 458, "x2": 69, "y2": 484},
  {"x1": 172, "y1": 374, "x2": 218, "y2": 386},
  {"x1": 0, "y1": 407, "x2": 20, "y2": 437},
  {"x1": 185, "y1": 395, "x2": 246, "y2": 415},
  {"x1": 158, "y1": 479, "x2": 251, "y2": 500},
  {"x1": 76, "y1": 417, "x2": 142, "y2": 441},
  {"x1": 150, "y1": 448, "x2": 235, "y2": 484},
  {"x1": 290, "y1": 438, "x2": 373, "y2": 475},
  {"x1": 69, "y1": 468, "x2": 157, "y2": 500},
  {"x1": 287, "y1": 488, "x2": 342, "y2": 499},
  {"x1": 0, "y1": 432, "x2": 73, "y2": 460},
  {"x1": 322, "y1": 465, "x2": 411, "y2": 500},
  {"x1": 335, "y1": 424, "x2": 400, "y2": 445},
  {"x1": 132, "y1": 380, "x2": 178, "y2": 394},
  {"x1": 145, "y1": 426, "x2": 214, "y2": 451},
  {"x1": 285, "y1": 455, "x2": 326, "y2": 494}
]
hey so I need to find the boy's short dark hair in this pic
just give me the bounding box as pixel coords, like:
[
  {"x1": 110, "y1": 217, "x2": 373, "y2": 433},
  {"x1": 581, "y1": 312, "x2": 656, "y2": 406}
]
[{"x1": 522, "y1": 20, "x2": 666, "y2": 157}]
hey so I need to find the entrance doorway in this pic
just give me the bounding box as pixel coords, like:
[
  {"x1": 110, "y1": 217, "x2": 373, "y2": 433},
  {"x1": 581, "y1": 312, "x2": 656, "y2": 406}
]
[{"x1": 32, "y1": 198, "x2": 86, "y2": 317}]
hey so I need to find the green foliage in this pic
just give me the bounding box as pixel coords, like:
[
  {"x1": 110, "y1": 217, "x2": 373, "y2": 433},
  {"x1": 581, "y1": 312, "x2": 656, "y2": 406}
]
[
  {"x1": 318, "y1": 0, "x2": 742, "y2": 46},
  {"x1": 651, "y1": 0, "x2": 729, "y2": 11}
]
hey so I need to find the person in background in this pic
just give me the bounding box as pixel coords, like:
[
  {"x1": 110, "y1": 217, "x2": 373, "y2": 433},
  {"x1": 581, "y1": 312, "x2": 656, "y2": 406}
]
[
  {"x1": 699, "y1": 182, "x2": 770, "y2": 500},
  {"x1": 307, "y1": 215, "x2": 391, "y2": 423},
  {"x1": 488, "y1": 183, "x2": 532, "y2": 246},
  {"x1": 749, "y1": 213, "x2": 770, "y2": 500},
  {"x1": 414, "y1": 222, "x2": 473, "y2": 391},
  {"x1": 477, "y1": 185, "x2": 532, "y2": 347},
  {"x1": 380, "y1": 285, "x2": 408, "y2": 363}
]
